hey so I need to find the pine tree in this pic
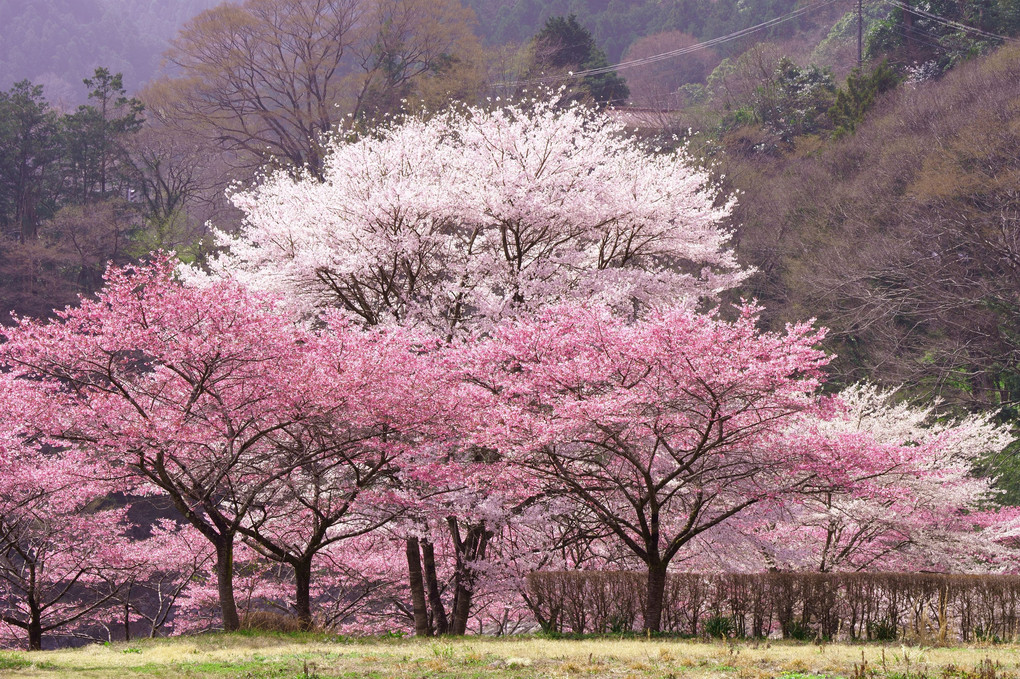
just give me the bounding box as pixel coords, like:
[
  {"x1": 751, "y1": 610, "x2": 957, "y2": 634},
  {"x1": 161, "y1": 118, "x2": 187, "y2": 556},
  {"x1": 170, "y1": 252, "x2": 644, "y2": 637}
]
[{"x1": 527, "y1": 15, "x2": 629, "y2": 107}]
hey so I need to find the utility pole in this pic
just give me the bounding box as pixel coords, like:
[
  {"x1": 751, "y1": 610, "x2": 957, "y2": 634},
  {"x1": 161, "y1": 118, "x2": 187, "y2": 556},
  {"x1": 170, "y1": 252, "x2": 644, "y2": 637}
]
[
  {"x1": 902, "y1": 0, "x2": 914, "y2": 58},
  {"x1": 857, "y1": 0, "x2": 864, "y2": 69}
]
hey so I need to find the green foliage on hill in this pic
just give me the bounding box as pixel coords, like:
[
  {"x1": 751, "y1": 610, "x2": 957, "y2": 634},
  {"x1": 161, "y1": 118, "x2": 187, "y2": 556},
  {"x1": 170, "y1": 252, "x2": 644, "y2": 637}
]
[
  {"x1": 465, "y1": 0, "x2": 807, "y2": 61},
  {"x1": 828, "y1": 60, "x2": 898, "y2": 137},
  {"x1": 0, "y1": 68, "x2": 148, "y2": 316},
  {"x1": 757, "y1": 59, "x2": 837, "y2": 140},
  {"x1": 866, "y1": 0, "x2": 1020, "y2": 69},
  {"x1": 525, "y1": 15, "x2": 629, "y2": 106}
]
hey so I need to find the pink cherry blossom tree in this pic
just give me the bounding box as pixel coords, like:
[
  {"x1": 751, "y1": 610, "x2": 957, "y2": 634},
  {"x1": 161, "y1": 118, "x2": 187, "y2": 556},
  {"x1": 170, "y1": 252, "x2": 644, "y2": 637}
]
[
  {"x1": 0, "y1": 394, "x2": 129, "y2": 650},
  {"x1": 228, "y1": 319, "x2": 450, "y2": 629},
  {"x1": 1, "y1": 258, "x2": 455, "y2": 633},
  {"x1": 459, "y1": 302, "x2": 832, "y2": 632},
  {"x1": 1, "y1": 258, "x2": 350, "y2": 632},
  {"x1": 760, "y1": 384, "x2": 1015, "y2": 573},
  {"x1": 202, "y1": 95, "x2": 749, "y2": 635}
]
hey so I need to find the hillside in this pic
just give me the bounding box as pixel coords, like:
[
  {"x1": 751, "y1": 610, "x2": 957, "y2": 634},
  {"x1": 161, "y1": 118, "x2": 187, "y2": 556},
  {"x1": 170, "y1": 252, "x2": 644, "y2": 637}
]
[
  {"x1": 465, "y1": 0, "x2": 811, "y2": 60},
  {"x1": 717, "y1": 44, "x2": 1020, "y2": 413},
  {"x1": 0, "y1": 0, "x2": 218, "y2": 102},
  {"x1": 0, "y1": 0, "x2": 856, "y2": 99}
]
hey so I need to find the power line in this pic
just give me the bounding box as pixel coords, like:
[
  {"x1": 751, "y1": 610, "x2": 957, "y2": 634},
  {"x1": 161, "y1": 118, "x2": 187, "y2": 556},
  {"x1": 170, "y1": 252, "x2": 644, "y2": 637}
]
[
  {"x1": 895, "y1": 24, "x2": 952, "y2": 51},
  {"x1": 495, "y1": 0, "x2": 1015, "y2": 94},
  {"x1": 580, "y1": 0, "x2": 841, "y2": 75},
  {"x1": 882, "y1": 0, "x2": 1014, "y2": 42},
  {"x1": 494, "y1": 0, "x2": 842, "y2": 88}
]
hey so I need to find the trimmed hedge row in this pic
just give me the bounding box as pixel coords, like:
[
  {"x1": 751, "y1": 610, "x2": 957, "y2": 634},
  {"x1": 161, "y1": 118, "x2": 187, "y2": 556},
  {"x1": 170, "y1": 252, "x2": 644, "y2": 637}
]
[{"x1": 525, "y1": 571, "x2": 1020, "y2": 641}]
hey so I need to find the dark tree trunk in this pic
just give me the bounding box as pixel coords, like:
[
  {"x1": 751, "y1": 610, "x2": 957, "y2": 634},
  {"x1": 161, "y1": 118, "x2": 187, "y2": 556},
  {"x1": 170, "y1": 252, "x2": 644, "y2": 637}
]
[
  {"x1": 422, "y1": 539, "x2": 449, "y2": 635},
  {"x1": 450, "y1": 587, "x2": 471, "y2": 635},
  {"x1": 214, "y1": 538, "x2": 240, "y2": 632},
  {"x1": 294, "y1": 560, "x2": 313, "y2": 630},
  {"x1": 450, "y1": 525, "x2": 491, "y2": 635},
  {"x1": 17, "y1": 184, "x2": 37, "y2": 243},
  {"x1": 405, "y1": 537, "x2": 431, "y2": 636},
  {"x1": 28, "y1": 614, "x2": 42, "y2": 651},
  {"x1": 644, "y1": 562, "x2": 668, "y2": 633}
]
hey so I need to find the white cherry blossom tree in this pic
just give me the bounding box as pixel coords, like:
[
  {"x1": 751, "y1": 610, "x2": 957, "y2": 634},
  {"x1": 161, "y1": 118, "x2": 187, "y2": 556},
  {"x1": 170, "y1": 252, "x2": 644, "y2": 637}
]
[{"x1": 206, "y1": 97, "x2": 746, "y2": 335}]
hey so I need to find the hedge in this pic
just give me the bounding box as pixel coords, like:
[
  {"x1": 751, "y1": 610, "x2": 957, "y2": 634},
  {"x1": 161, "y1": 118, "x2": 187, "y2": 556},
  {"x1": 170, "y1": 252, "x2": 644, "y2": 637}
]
[{"x1": 525, "y1": 571, "x2": 1020, "y2": 641}]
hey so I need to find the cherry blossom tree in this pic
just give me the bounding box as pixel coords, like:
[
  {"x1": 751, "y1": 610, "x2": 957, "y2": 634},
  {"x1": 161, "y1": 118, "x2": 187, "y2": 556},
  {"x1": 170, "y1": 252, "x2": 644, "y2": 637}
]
[
  {"x1": 0, "y1": 260, "x2": 350, "y2": 630},
  {"x1": 459, "y1": 302, "x2": 832, "y2": 632},
  {"x1": 202, "y1": 95, "x2": 749, "y2": 634},
  {"x1": 206, "y1": 97, "x2": 745, "y2": 333},
  {"x1": 229, "y1": 321, "x2": 449, "y2": 629},
  {"x1": 760, "y1": 384, "x2": 1015, "y2": 573},
  {"x1": 0, "y1": 388, "x2": 129, "y2": 650},
  {"x1": 1, "y1": 257, "x2": 457, "y2": 633}
]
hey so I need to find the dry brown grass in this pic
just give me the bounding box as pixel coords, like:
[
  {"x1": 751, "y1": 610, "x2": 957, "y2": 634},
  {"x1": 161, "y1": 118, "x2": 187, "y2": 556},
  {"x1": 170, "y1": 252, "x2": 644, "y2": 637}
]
[{"x1": 238, "y1": 609, "x2": 308, "y2": 633}]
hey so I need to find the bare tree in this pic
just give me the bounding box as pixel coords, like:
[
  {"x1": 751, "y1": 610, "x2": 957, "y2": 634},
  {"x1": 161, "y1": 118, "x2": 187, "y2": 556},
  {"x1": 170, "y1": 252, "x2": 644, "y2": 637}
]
[
  {"x1": 156, "y1": 0, "x2": 481, "y2": 177},
  {"x1": 622, "y1": 32, "x2": 719, "y2": 108},
  {"x1": 124, "y1": 103, "x2": 244, "y2": 255}
]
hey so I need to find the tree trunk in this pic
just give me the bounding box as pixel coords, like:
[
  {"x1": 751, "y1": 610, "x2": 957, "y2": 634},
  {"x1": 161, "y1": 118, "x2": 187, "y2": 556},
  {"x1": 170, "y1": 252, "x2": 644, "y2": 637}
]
[
  {"x1": 405, "y1": 538, "x2": 431, "y2": 636},
  {"x1": 28, "y1": 614, "x2": 42, "y2": 651},
  {"x1": 17, "y1": 184, "x2": 37, "y2": 243},
  {"x1": 422, "y1": 539, "x2": 449, "y2": 635},
  {"x1": 214, "y1": 538, "x2": 240, "y2": 632},
  {"x1": 294, "y1": 560, "x2": 313, "y2": 630},
  {"x1": 450, "y1": 585, "x2": 472, "y2": 635},
  {"x1": 450, "y1": 526, "x2": 490, "y2": 635},
  {"x1": 644, "y1": 562, "x2": 668, "y2": 633}
]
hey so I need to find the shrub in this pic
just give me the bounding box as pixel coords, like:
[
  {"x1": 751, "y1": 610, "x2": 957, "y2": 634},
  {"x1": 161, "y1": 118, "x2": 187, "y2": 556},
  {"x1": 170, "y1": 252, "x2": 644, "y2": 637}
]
[
  {"x1": 527, "y1": 571, "x2": 1020, "y2": 641},
  {"x1": 238, "y1": 611, "x2": 307, "y2": 633},
  {"x1": 703, "y1": 615, "x2": 734, "y2": 639}
]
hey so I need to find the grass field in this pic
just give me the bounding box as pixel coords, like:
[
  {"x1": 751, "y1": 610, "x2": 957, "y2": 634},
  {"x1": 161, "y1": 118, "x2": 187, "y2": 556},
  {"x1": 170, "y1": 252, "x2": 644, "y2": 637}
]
[{"x1": 2, "y1": 633, "x2": 1019, "y2": 678}]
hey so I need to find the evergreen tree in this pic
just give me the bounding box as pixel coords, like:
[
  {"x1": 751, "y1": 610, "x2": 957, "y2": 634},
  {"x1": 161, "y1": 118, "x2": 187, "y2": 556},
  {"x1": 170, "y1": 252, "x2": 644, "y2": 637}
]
[
  {"x1": 61, "y1": 68, "x2": 144, "y2": 204},
  {"x1": 829, "y1": 60, "x2": 898, "y2": 138},
  {"x1": 527, "y1": 15, "x2": 629, "y2": 106},
  {"x1": 0, "y1": 81, "x2": 62, "y2": 242}
]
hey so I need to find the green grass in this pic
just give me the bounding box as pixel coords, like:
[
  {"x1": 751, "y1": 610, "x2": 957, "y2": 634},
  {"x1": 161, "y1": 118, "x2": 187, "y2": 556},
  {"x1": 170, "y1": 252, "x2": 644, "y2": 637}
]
[
  {"x1": 3, "y1": 634, "x2": 1020, "y2": 678},
  {"x1": 0, "y1": 651, "x2": 31, "y2": 670}
]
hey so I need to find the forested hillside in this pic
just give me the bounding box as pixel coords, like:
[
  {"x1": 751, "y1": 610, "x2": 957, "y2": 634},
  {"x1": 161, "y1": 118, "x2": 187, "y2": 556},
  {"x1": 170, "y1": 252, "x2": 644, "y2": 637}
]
[
  {"x1": 1, "y1": 0, "x2": 830, "y2": 100},
  {"x1": 0, "y1": 0, "x2": 218, "y2": 102},
  {"x1": 726, "y1": 45, "x2": 1020, "y2": 410},
  {"x1": 465, "y1": 0, "x2": 808, "y2": 60}
]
